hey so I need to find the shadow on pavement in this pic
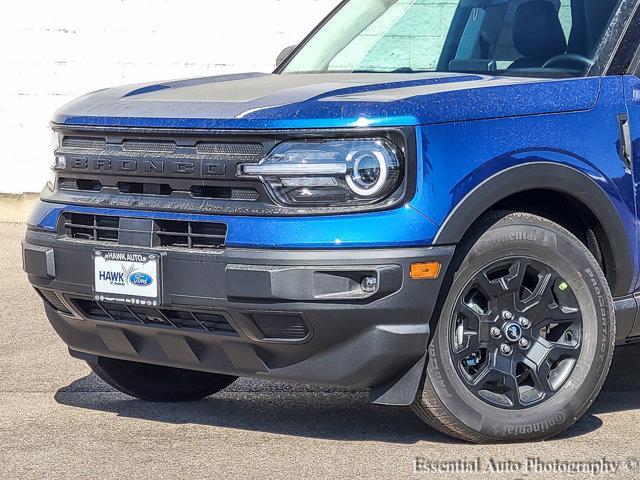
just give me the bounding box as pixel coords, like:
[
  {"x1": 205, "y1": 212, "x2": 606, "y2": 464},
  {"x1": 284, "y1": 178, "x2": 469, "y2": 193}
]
[
  {"x1": 55, "y1": 376, "x2": 460, "y2": 444},
  {"x1": 53, "y1": 344, "x2": 640, "y2": 444}
]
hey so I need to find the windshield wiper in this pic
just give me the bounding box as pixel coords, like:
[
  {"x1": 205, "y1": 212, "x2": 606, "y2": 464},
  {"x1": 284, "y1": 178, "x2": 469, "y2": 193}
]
[{"x1": 350, "y1": 67, "x2": 428, "y2": 74}]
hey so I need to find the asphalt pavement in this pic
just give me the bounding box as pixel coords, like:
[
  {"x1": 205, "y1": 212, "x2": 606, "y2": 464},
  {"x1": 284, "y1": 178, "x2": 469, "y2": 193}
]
[{"x1": 2, "y1": 222, "x2": 640, "y2": 479}]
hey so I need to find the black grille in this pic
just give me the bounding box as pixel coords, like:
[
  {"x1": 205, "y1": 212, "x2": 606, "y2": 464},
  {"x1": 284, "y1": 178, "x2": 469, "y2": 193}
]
[
  {"x1": 122, "y1": 140, "x2": 177, "y2": 152},
  {"x1": 59, "y1": 213, "x2": 227, "y2": 250},
  {"x1": 62, "y1": 214, "x2": 120, "y2": 243},
  {"x1": 196, "y1": 142, "x2": 263, "y2": 159},
  {"x1": 58, "y1": 178, "x2": 260, "y2": 202},
  {"x1": 155, "y1": 220, "x2": 227, "y2": 249},
  {"x1": 50, "y1": 127, "x2": 412, "y2": 216},
  {"x1": 36, "y1": 289, "x2": 73, "y2": 315},
  {"x1": 72, "y1": 299, "x2": 238, "y2": 336},
  {"x1": 251, "y1": 313, "x2": 310, "y2": 340},
  {"x1": 60, "y1": 135, "x2": 263, "y2": 158},
  {"x1": 61, "y1": 136, "x2": 107, "y2": 150}
]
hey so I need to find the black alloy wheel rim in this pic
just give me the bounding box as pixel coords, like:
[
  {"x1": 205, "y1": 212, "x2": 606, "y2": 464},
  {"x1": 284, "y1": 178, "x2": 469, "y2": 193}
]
[{"x1": 450, "y1": 257, "x2": 583, "y2": 409}]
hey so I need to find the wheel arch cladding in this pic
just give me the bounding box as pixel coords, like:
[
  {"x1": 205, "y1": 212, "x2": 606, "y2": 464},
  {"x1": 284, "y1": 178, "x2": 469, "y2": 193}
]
[{"x1": 433, "y1": 162, "x2": 633, "y2": 297}]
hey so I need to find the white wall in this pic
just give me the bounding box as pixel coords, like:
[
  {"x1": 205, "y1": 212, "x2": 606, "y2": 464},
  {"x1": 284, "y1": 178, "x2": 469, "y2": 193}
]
[{"x1": 0, "y1": 0, "x2": 340, "y2": 194}]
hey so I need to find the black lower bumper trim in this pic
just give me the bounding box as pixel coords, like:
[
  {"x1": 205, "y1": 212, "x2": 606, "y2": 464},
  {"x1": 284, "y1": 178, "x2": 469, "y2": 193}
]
[{"x1": 24, "y1": 229, "x2": 454, "y2": 398}]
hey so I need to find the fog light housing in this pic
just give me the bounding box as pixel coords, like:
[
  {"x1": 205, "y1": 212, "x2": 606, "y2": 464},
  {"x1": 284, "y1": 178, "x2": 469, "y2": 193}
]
[{"x1": 361, "y1": 275, "x2": 379, "y2": 293}]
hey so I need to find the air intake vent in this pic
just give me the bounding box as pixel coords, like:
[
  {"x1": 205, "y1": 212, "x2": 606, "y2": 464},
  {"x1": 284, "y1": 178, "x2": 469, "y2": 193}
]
[
  {"x1": 72, "y1": 299, "x2": 238, "y2": 336},
  {"x1": 117, "y1": 182, "x2": 173, "y2": 196},
  {"x1": 154, "y1": 220, "x2": 227, "y2": 249},
  {"x1": 122, "y1": 140, "x2": 177, "y2": 153},
  {"x1": 61, "y1": 136, "x2": 107, "y2": 151},
  {"x1": 59, "y1": 178, "x2": 103, "y2": 192},
  {"x1": 37, "y1": 289, "x2": 72, "y2": 315},
  {"x1": 165, "y1": 310, "x2": 238, "y2": 335},
  {"x1": 59, "y1": 214, "x2": 228, "y2": 250},
  {"x1": 190, "y1": 185, "x2": 260, "y2": 201},
  {"x1": 251, "y1": 313, "x2": 310, "y2": 340},
  {"x1": 62, "y1": 214, "x2": 120, "y2": 243},
  {"x1": 196, "y1": 142, "x2": 263, "y2": 159}
]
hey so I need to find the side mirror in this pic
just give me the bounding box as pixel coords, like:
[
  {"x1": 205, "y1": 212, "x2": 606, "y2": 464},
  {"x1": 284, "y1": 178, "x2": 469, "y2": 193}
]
[{"x1": 276, "y1": 45, "x2": 297, "y2": 68}]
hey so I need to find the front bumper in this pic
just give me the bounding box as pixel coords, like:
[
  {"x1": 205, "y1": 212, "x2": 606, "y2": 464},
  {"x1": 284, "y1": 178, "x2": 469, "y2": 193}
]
[{"x1": 23, "y1": 227, "x2": 454, "y2": 400}]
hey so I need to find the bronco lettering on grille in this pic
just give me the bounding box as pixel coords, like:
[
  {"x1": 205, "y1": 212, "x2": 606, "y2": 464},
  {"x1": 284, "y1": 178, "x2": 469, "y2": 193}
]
[{"x1": 68, "y1": 158, "x2": 226, "y2": 177}]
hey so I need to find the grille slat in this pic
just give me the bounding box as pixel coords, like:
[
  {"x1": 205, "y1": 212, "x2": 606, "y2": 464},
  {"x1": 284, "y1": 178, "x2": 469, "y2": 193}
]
[
  {"x1": 152, "y1": 231, "x2": 226, "y2": 239},
  {"x1": 73, "y1": 299, "x2": 238, "y2": 336},
  {"x1": 63, "y1": 223, "x2": 120, "y2": 231}
]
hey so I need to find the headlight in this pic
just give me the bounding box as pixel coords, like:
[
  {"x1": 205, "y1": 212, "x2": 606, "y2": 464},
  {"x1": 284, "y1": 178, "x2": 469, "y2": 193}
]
[
  {"x1": 47, "y1": 129, "x2": 65, "y2": 190},
  {"x1": 239, "y1": 138, "x2": 402, "y2": 206}
]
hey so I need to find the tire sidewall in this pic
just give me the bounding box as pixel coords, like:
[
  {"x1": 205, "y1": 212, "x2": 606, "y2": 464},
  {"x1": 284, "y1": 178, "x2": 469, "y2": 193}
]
[{"x1": 425, "y1": 215, "x2": 614, "y2": 441}]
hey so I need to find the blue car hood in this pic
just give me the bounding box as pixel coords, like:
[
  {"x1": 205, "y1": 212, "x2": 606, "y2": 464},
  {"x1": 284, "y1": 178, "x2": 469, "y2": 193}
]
[{"x1": 54, "y1": 72, "x2": 601, "y2": 130}]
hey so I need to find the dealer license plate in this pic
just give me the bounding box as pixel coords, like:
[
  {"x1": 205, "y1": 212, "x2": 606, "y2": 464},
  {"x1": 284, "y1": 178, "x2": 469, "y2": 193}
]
[{"x1": 94, "y1": 250, "x2": 160, "y2": 306}]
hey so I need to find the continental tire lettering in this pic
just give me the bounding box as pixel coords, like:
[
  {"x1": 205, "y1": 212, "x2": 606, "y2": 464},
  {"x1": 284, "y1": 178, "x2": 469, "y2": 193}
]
[
  {"x1": 499, "y1": 412, "x2": 566, "y2": 436},
  {"x1": 585, "y1": 268, "x2": 609, "y2": 361},
  {"x1": 474, "y1": 230, "x2": 554, "y2": 255}
]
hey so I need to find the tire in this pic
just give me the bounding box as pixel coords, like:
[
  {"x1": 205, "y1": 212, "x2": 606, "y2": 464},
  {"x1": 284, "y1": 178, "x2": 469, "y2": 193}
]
[
  {"x1": 412, "y1": 212, "x2": 615, "y2": 443},
  {"x1": 88, "y1": 357, "x2": 237, "y2": 402}
]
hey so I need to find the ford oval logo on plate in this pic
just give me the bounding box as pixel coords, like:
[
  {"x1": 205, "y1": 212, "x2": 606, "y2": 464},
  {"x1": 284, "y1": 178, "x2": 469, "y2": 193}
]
[{"x1": 130, "y1": 272, "x2": 154, "y2": 287}]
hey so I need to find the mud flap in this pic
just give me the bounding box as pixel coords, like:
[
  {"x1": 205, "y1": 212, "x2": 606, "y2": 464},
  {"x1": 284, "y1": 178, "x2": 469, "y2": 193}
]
[{"x1": 369, "y1": 353, "x2": 427, "y2": 406}]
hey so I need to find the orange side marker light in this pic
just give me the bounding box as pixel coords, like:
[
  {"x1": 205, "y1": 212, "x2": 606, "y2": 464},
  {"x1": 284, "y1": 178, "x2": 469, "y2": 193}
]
[{"x1": 410, "y1": 262, "x2": 441, "y2": 280}]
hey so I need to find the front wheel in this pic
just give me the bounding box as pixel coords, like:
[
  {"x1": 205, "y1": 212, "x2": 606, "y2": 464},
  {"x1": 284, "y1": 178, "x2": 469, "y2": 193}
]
[
  {"x1": 412, "y1": 213, "x2": 615, "y2": 443},
  {"x1": 88, "y1": 357, "x2": 238, "y2": 402}
]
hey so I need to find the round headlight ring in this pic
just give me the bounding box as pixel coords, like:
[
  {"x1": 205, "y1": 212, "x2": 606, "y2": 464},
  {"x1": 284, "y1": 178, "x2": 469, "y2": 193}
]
[{"x1": 346, "y1": 150, "x2": 390, "y2": 197}]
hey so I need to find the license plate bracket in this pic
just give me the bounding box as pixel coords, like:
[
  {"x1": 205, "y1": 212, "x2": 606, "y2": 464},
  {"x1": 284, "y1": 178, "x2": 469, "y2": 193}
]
[{"x1": 93, "y1": 250, "x2": 161, "y2": 306}]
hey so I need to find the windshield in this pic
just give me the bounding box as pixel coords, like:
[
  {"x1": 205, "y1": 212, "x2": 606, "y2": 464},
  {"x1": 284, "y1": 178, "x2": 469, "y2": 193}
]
[{"x1": 281, "y1": 0, "x2": 624, "y2": 77}]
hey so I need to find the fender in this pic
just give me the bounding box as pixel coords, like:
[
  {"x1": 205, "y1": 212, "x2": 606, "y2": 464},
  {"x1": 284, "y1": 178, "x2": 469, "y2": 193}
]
[{"x1": 432, "y1": 162, "x2": 634, "y2": 296}]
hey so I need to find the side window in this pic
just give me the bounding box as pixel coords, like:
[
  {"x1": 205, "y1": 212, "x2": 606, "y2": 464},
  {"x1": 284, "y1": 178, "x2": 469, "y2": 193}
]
[{"x1": 329, "y1": 0, "x2": 458, "y2": 72}]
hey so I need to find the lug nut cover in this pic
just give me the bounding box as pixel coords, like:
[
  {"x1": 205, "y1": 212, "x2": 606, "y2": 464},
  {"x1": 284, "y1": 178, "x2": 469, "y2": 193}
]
[
  {"x1": 519, "y1": 338, "x2": 530, "y2": 349},
  {"x1": 491, "y1": 327, "x2": 501, "y2": 337},
  {"x1": 500, "y1": 344, "x2": 512, "y2": 355}
]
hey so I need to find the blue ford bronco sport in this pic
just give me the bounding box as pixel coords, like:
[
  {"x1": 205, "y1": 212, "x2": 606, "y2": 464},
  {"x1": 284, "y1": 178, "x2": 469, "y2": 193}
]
[{"x1": 22, "y1": 0, "x2": 640, "y2": 443}]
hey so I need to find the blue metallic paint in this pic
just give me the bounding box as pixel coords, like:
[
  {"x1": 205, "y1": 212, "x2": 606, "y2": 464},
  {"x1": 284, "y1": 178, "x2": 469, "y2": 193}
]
[
  {"x1": 414, "y1": 76, "x2": 632, "y2": 233},
  {"x1": 32, "y1": 72, "x2": 640, "y2": 293},
  {"x1": 52, "y1": 73, "x2": 600, "y2": 129}
]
